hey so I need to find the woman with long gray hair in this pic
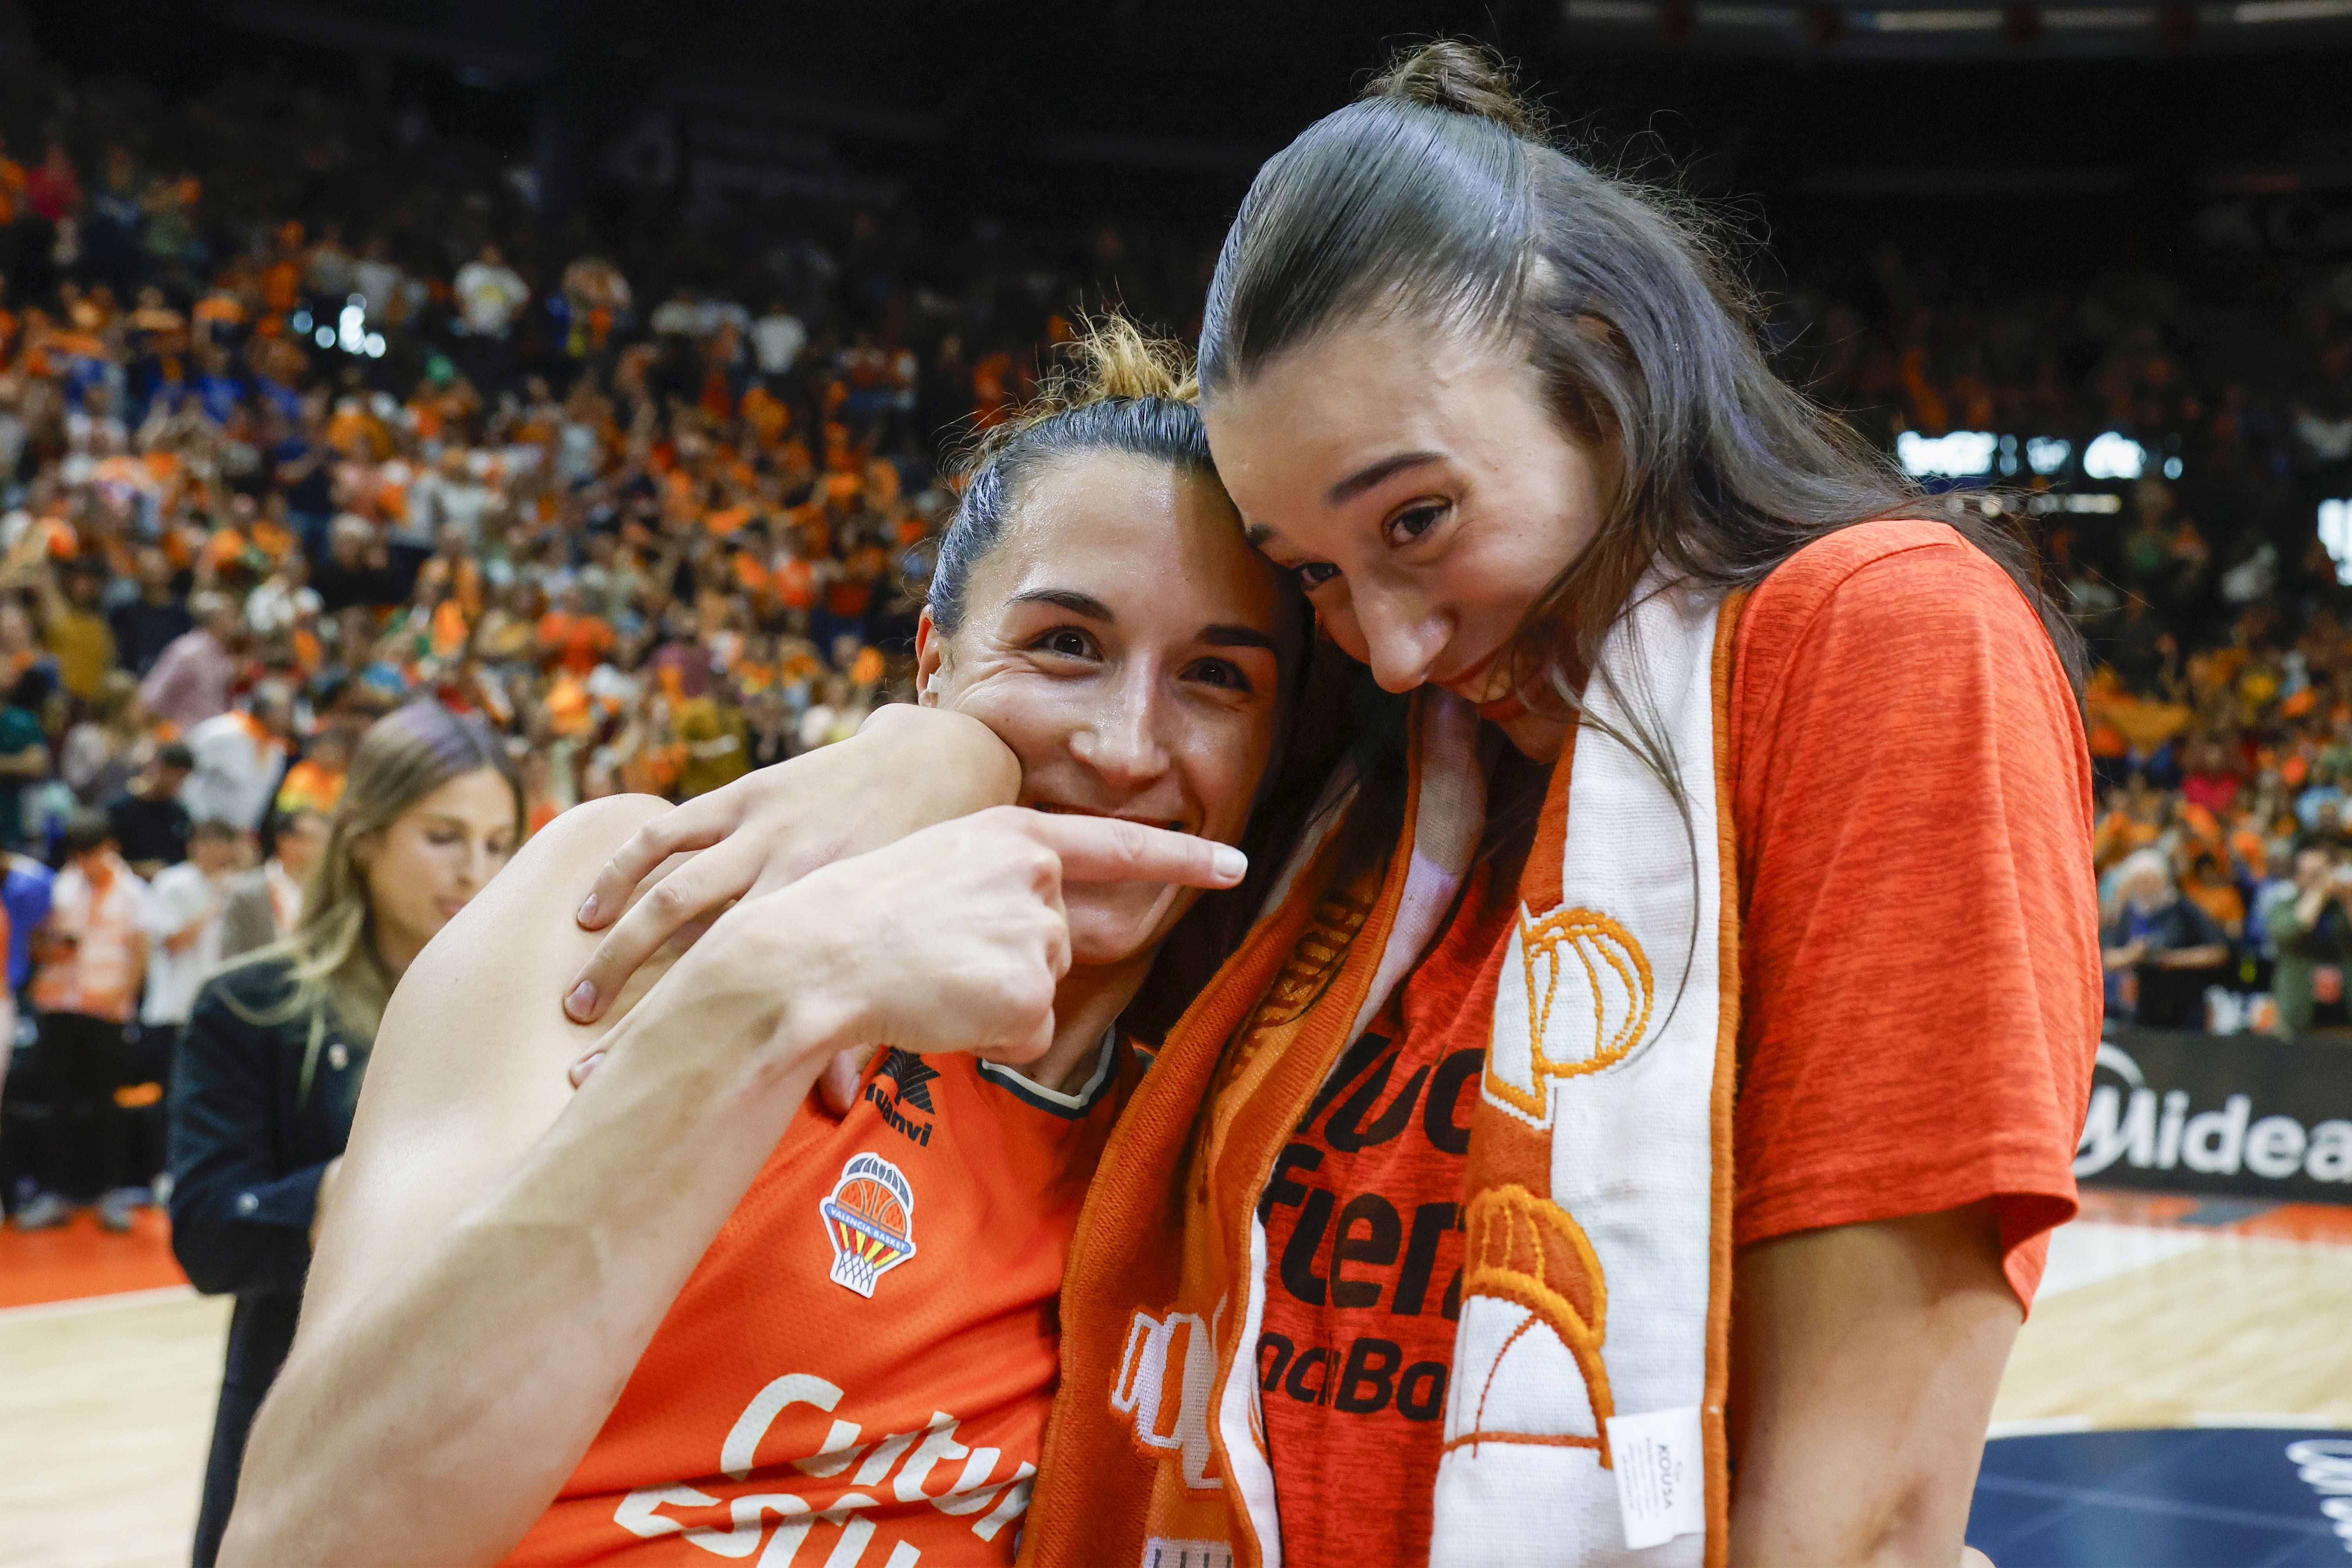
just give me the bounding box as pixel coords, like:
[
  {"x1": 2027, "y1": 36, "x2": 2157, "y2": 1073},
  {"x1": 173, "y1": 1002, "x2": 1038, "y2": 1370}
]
[{"x1": 168, "y1": 701, "x2": 522, "y2": 1568}]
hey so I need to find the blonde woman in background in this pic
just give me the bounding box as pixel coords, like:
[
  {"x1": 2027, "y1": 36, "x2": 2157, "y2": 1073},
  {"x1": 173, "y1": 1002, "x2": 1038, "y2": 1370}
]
[{"x1": 166, "y1": 701, "x2": 523, "y2": 1568}]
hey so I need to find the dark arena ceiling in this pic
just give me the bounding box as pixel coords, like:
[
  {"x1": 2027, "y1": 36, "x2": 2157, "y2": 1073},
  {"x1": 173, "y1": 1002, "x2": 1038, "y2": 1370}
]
[{"x1": 17, "y1": 0, "x2": 2352, "y2": 274}]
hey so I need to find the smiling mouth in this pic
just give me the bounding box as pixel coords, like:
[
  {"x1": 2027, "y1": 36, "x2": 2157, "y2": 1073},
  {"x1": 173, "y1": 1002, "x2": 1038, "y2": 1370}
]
[
  {"x1": 1433, "y1": 641, "x2": 1506, "y2": 691},
  {"x1": 1029, "y1": 800, "x2": 1189, "y2": 834}
]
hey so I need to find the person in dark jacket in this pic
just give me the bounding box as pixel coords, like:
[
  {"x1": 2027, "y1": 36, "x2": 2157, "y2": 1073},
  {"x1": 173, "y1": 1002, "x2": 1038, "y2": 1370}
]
[
  {"x1": 2101, "y1": 847, "x2": 2231, "y2": 1029},
  {"x1": 167, "y1": 701, "x2": 523, "y2": 1567},
  {"x1": 166, "y1": 955, "x2": 364, "y2": 1553},
  {"x1": 106, "y1": 740, "x2": 194, "y2": 878}
]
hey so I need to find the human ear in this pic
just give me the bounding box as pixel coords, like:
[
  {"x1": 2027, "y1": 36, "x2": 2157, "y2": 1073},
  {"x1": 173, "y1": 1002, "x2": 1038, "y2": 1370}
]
[{"x1": 913, "y1": 606, "x2": 949, "y2": 706}]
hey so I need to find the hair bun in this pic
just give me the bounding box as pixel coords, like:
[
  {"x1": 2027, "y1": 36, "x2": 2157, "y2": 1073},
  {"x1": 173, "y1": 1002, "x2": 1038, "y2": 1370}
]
[
  {"x1": 1052, "y1": 314, "x2": 1198, "y2": 408},
  {"x1": 1362, "y1": 39, "x2": 1543, "y2": 139},
  {"x1": 951, "y1": 312, "x2": 1196, "y2": 477}
]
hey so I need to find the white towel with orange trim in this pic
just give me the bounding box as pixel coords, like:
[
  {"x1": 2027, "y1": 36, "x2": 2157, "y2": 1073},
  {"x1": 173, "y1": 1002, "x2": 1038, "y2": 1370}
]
[{"x1": 1428, "y1": 579, "x2": 1739, "y2": 1566}]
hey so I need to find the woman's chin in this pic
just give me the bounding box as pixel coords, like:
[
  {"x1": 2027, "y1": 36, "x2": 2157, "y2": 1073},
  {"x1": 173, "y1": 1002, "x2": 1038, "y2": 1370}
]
[{"x1": 1064, "y1": 886, "x2": 1189, "y2": 969}]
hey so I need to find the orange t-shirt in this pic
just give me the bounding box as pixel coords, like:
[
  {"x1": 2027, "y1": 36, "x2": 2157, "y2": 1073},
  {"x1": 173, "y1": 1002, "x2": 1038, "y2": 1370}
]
[
  {"x1": 1256, "y1": 858, "x2": 1511, "y2": 1566},
  {"x1": 773, "y1": 556, "x2": 817, "y2": 613},
  {"x1": 539, "y1": 612, "x2": 617, "y2": 677},
  {"x1": 261, "y1": 258, "x2": 302, "y2": 314},
  {"x1": 1258, "y1": 520, "x2": 2099, "y2": 1567},
  {"x1": 502, "y1": 1040, "x2": 1139, "y2": 1566},
  {"x1": 825, "y1": 573, "x2": 874, "y2": 619},
  {"x1": 431, "y1": 598, "x2": 471, "y2": 659}
]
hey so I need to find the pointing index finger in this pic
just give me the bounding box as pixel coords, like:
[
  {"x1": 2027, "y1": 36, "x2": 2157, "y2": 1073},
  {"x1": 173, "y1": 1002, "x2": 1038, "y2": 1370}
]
[{"x1": 1021, "y1": 810, "x2": 1248, "y2": 889}]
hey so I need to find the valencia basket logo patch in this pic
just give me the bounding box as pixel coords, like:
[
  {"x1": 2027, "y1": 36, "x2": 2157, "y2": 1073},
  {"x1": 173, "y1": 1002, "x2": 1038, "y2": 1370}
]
[{"x1": 818, "y1": 1152, "x2": 918, "y2": 1298}]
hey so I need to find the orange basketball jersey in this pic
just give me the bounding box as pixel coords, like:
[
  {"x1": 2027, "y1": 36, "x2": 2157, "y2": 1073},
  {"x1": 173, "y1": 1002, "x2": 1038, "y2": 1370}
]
[{"x1": 502, "y1": 1037, "x2": 1139, "y2": 1567}]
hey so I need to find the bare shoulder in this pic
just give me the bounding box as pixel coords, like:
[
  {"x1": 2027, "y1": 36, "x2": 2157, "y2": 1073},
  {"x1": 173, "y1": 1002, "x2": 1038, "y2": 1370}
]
[{"x1": 301, "y1": 795, "x2": 676, "y2": 1338}]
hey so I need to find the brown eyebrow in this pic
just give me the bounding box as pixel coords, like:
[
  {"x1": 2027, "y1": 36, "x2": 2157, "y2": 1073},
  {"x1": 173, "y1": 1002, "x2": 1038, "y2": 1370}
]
[
  {"x1": 1200, "y1": 624, "x2": 1279, "y2": 653},
  {"x1": 1326, "y1": 450, "x2": 1445, "y2": 508},
  {"x1": 1009, "y1": 588, "x2": 1114, "y2": 619}
]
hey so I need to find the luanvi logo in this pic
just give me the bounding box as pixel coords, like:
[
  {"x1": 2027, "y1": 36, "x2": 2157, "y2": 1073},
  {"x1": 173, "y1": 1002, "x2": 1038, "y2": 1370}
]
[
  {"x1": 865, "y1": 1050, "x2": 938, "y2": 1147},
  {"x1": 2075, "y1": 1043, "x2": 2352, "y2": 1184}
]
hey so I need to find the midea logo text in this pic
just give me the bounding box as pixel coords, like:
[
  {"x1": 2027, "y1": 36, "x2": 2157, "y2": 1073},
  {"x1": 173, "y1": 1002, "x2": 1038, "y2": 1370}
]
[{"x1": 2075, "y1": 1044, "x2": 2352, "y2": 1183}]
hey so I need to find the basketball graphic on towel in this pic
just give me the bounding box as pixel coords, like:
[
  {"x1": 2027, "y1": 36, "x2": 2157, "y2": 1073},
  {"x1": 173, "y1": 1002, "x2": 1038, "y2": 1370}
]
[
  {"x1": 1485, "y1": 904, "x2": 1657, "y2": 1126},
  {"x1": 1522, "y1": 906, "x2": 1652, "y2": 1077},
  {"x1": 1461, "y1": 1183, "x2": 1617, "y2": 1459},
  {"x1": 818, "y1": 1152, "x2": 918, "y2": 1298}
]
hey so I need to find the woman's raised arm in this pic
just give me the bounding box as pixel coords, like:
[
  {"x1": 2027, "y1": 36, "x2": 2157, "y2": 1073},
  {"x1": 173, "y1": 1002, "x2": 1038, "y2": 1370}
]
[
  {"x1": 221, "y1": 795, "x2": 739, "y2": 1566},
  {"x1": 221, "y1": 799, "x2": 1238, "y2": 1568},
  {"x1": 561, "y1": 702, "x2": 1020, "y2": 1024}
]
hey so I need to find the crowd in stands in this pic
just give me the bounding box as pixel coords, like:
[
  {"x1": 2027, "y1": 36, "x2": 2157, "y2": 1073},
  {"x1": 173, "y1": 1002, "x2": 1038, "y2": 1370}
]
[
  {"x1": 6, "y1": 24, "x2": 2352, "y2": 1230},
  {"x1": 0, "y1": 42, "x2": 1074, "y2": 1229},
  {"x1": 1770, "y1": 243, "x2": 2352, "y2": 1036}
]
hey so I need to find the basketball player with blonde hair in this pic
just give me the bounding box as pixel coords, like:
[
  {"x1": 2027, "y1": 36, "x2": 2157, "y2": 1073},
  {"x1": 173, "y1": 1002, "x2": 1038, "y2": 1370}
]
[{"x1": 220, "y1": 324, "x2": 1313, "y2": 1567}]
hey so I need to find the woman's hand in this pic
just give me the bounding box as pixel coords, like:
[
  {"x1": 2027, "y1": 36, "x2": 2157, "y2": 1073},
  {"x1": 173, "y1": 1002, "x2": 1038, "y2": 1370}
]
[
  {"x1": 564, "y1": 704, "x2": 1020, "y2": 1024},
  {"x1": 574, "y1": 806, "x2": 1245, "y2": 1083},
  {"x1": 813, "y1": 1044, "x2": 880, "y2": 1114}
]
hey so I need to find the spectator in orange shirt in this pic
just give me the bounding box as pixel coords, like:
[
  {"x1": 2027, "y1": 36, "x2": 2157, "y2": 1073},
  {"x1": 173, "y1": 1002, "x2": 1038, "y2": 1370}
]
[
  {"x1": 2092, "y1": 782, "x2": 2162, "y2": 869},
  {"x1": 275, "y1": 725, "x2": 351, "y2": 819},
  {"x1": 537, "y1": 587, "x2": 617, "y2": 677},
  {"x1": 260, "y1": 225, "x2": 305, "y2": 318},
  {"x1": 16, "y1": 811, "x2": 149, "y2": 1232},
  {"x1": 2179, "y1": 845, "x2": 2247, "y2": 937},
  {"x1": 971, "y1": 348, "x2": 1013, "y2": 428},
  {"x1": 0, "y1": 133, "x2": 27, "y2": 227}
]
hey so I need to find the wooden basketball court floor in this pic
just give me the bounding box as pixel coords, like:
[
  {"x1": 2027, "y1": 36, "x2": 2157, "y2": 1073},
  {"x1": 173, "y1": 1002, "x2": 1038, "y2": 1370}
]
[{"x1": 3, "y1": 1187, "x2": 2348, "y2": 1568}]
